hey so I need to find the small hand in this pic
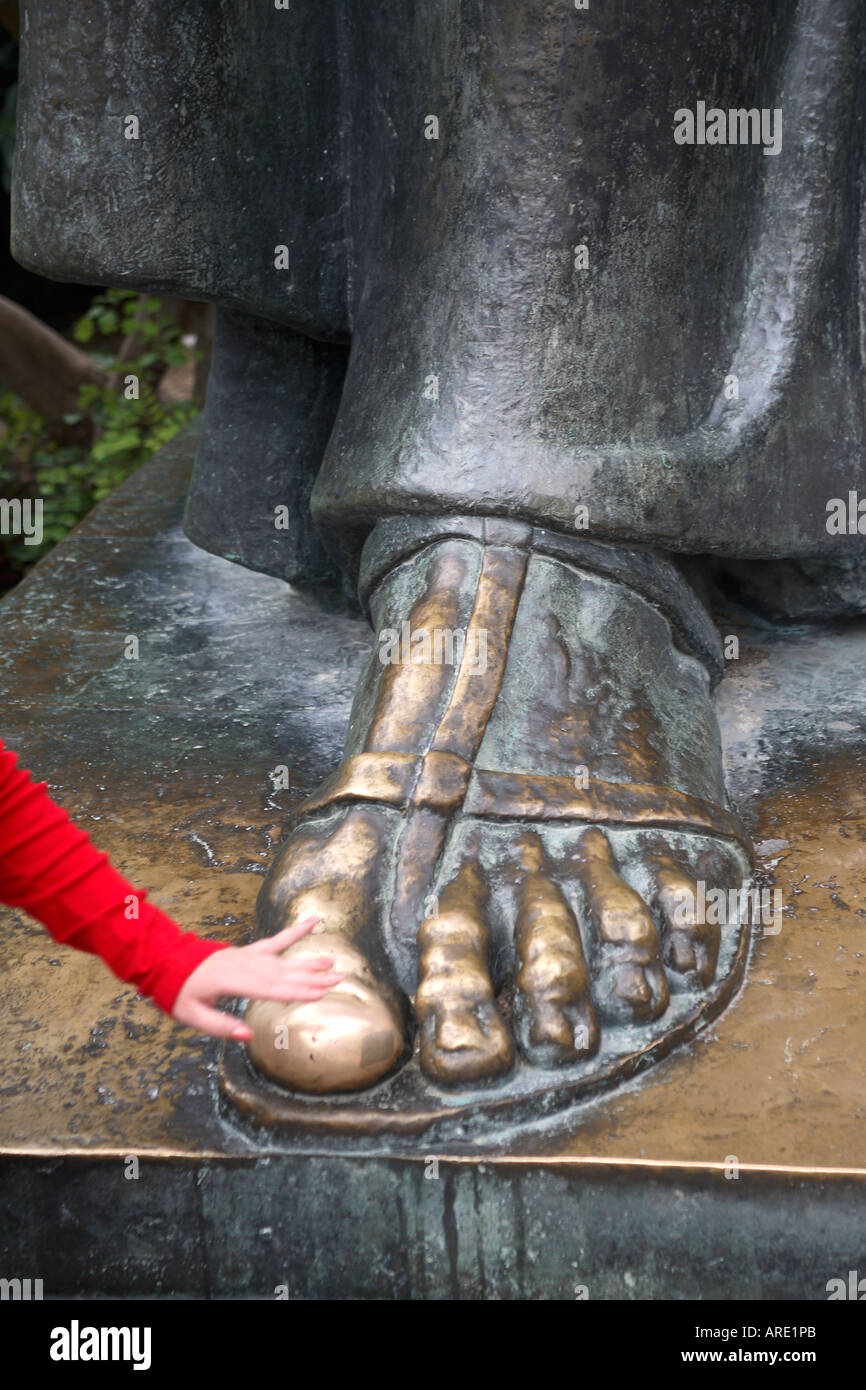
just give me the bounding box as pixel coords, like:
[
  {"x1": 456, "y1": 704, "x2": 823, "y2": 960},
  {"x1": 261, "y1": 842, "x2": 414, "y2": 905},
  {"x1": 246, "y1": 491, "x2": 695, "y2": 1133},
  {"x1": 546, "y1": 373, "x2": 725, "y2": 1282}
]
[{"x1": 172, "y1": 916, "x2": 343, "y2": 1040}]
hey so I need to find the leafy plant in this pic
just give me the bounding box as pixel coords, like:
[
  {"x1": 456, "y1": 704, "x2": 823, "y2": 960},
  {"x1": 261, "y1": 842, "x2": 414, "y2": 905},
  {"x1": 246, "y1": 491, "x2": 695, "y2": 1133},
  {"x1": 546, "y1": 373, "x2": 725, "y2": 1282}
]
[{"x1": 0, "y1": 288, "x2": 199, "y2": 573}]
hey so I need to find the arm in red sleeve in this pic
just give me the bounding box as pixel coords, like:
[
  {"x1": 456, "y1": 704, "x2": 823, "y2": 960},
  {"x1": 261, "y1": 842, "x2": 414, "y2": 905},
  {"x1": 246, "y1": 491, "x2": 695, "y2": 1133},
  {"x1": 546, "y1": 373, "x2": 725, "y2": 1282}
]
[{"x1": 0, "y1": 739, "x2": 228, "y2": 1014}]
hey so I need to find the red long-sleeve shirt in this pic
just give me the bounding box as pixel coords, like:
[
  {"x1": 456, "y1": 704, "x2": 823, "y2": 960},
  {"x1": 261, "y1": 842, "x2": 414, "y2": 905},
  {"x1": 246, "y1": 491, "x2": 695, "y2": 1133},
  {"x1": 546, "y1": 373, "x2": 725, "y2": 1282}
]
[{"x1": 0, "y1": 739, "x2": 227, "y2": 1013}]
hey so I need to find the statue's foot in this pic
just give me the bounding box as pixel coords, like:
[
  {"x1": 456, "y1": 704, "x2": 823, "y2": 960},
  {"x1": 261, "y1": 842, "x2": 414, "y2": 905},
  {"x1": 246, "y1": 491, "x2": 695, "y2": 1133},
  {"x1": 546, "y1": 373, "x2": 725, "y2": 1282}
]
[
  {"x1": 244, "y1": 519, "x2": 751, "y2": 1100},
  {"x1": 245, "y1": 807, "x2": 406, "y2": 1093}
]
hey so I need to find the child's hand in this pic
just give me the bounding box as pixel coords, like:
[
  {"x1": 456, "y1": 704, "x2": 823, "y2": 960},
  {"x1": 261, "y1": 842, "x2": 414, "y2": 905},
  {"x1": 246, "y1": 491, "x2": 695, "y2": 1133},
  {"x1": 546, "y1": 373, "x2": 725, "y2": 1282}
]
[{"x1": 172, "y1": 916, "x2": 343, "y2": 1040}]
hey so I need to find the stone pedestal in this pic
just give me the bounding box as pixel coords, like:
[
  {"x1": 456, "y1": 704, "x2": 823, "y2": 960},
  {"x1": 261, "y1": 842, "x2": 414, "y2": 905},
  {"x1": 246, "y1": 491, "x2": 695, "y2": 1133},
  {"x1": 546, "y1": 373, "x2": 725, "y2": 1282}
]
[{"x1": 1, "y1": 429, "x2": 865, "y2": 1298}]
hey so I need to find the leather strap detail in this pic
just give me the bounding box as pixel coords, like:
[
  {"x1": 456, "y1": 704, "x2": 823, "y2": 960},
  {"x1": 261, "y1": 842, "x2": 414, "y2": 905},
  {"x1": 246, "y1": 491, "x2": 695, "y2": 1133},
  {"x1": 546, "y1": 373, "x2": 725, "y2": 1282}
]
[
  {"x1": 300, "y1": 752, "x2": 750, "y2": 853},
  {"x1": 464, "y1": 769, "x2": 750, "y2": 851},
  {"x1": 301, "y1": 751, "x2": 471, "y2": 816}
]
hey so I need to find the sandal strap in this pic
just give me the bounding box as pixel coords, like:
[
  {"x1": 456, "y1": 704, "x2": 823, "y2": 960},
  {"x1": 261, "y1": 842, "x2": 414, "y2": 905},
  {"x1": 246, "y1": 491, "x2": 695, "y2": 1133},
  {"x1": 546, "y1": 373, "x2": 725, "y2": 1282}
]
[
  {"x1": 301, "y1": 751, "x2": 751, "y2": 854},
  {"x1": 359, "y1": 515, "x2": 725, "y2": 683}
]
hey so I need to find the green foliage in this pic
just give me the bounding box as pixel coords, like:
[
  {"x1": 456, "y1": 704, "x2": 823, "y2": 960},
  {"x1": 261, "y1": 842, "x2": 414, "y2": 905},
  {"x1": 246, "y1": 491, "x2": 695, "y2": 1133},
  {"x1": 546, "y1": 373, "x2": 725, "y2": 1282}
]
[{"x1": 0, "y1": 288, "x2": 199, "y2": 571}]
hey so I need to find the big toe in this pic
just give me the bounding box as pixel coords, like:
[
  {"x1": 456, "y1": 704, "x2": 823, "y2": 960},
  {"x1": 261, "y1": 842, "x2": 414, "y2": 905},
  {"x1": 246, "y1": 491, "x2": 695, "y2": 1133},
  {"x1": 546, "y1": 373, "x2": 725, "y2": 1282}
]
[{"x1": 245, "y1": 936, "x2": 404, "y2": 1093}]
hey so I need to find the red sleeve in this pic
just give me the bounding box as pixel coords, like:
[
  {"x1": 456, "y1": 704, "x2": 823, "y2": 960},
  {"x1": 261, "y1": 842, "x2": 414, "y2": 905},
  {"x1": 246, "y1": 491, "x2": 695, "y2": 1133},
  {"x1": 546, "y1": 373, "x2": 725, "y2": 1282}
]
[{"x1": 0, "y1": 739, "x2": 228, "y2": 1013}]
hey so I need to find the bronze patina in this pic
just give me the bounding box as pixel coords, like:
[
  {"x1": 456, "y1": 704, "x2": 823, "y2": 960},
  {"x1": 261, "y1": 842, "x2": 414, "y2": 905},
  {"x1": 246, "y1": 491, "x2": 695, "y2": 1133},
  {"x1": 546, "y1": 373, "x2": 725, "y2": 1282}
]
[{"x1": 10, "y1": 0, "x2": 865, "y2": 1131}]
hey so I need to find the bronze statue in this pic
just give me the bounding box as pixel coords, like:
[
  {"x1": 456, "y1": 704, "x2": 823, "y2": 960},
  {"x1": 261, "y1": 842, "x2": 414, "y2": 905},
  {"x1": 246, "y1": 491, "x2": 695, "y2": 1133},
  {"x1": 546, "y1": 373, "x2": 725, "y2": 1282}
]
[{"x1": 13, "y1": 1, "x2": 864, "y2": 1129}]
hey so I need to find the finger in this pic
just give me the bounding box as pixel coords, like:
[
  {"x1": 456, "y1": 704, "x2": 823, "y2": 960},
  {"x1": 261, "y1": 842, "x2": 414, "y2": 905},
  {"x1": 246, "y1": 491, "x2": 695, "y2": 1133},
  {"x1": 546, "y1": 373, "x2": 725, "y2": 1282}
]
[
  {"x1": 276, "y1": 956, "x2": 337, "y2": 972},
  {"x1": 278, "y1": 970, "x2": 344, "y2": 986},
  {"x1": 256, "y1": 917, "x2": 319, "y2": 953},
  {"x1": 243, "y1": 968, "x2": 344, "y2": 991},
  {"x1": 243, "y1": 982, "x2": 337, "y2": 1003},
  {"x1": 243, "y1": 952, "x2": 338, "y2": 973},
  {"x1": 199, "y1": 970, "x2": 344, "y2": 1006}
]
